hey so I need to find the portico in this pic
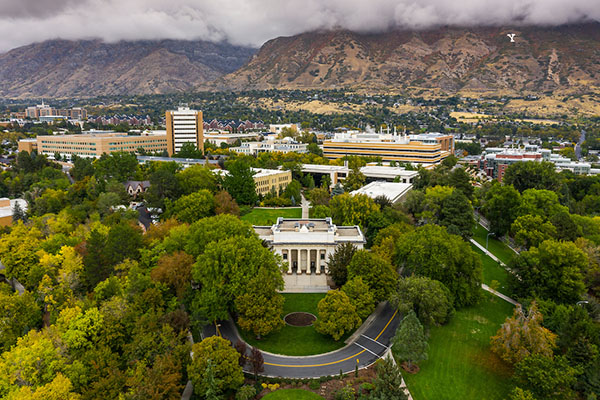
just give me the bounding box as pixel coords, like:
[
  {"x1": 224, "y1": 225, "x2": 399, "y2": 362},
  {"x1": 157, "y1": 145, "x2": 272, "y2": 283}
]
[{"x1": 254, "y1": 218, "x2": 365, "y2": 291}]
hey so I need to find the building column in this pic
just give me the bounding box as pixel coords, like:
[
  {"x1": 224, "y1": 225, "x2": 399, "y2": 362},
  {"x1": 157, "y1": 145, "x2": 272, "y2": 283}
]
[
  {"x1": 286, "y1": 249, "x2": 292, "y2": 275},
  {"x1": 302, "y1": 249, "x2": 309, "y2": 275}
]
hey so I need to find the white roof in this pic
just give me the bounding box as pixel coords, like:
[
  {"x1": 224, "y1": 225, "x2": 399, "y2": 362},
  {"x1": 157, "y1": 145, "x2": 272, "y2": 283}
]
[
  {"x1": 351, "y1": 181, "x2": 412, "y2": 203},
  {"x1": 0, "y1": 199, "x2": 27, "y2": 219}
]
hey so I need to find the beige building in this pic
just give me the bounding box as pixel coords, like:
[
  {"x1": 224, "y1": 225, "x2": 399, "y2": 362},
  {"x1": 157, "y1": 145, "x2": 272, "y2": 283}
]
[
  {"x1": 166, "y1": 106, "x2": 203, "y2": 156},
  {"x1": 18, "y1": 132, "x2": 167, "y2": 159},
  {"x1": 253, "y1": 168, "x2": 292, "y2": 197},
  {"x1": 0, "y1": 198, "x2": 27, "y2": 227},
  {"x1": 323, "y1": 132, "x2": 454, "y2": 164}
]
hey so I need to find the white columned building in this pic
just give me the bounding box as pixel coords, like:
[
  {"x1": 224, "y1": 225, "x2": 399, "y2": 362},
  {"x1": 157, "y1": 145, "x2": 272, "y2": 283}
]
[{"x1": 254, "y1": 218, "x2": 365, "y2": 291}]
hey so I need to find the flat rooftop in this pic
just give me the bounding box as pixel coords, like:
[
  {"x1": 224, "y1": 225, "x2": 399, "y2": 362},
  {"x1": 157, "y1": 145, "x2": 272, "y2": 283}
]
[{"x1": 351, "y1": 181, "x2": 413, "y2": 203}]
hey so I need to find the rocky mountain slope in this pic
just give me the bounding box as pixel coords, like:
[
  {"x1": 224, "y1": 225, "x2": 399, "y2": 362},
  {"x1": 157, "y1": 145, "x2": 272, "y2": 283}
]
[
  {"x1": 212, "y1": 24, "x2": 600, "y2": 96},
  {"x1": 0, "y1": 39, "x2": 256, "y2": 98}
]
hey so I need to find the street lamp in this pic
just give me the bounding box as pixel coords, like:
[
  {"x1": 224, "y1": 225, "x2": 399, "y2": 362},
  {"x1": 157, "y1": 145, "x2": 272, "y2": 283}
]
[
  {"x1": 486, "y1": 232, "x2": 495, "y2": 251},
  {"x1": 576, "y1": 301, "x2": 589, "y2": 307}
]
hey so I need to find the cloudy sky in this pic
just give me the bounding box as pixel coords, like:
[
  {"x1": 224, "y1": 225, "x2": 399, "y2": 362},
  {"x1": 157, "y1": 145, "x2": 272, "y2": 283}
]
[{"x1": 0, "y1": 0, "x2": 598, "y2": 52}]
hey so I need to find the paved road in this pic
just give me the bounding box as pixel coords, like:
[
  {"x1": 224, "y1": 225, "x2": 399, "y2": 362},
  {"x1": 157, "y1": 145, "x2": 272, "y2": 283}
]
[
  {"x1": 203, "y1": 302, "x2": 400, "y2": 378},
  {"x1": 300, "y1": 194, "x2": 310, "y2": 219}
]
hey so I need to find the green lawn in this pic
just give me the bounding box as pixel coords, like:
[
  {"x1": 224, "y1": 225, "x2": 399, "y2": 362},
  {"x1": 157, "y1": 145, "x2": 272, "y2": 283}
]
[
  {"x1": 262, "y1": 389, "x2": 324, "y2": 400},
  {"x1": 241, "y1": 207, "x2": 302, "y2": 225},
  {"x1": 403, "y1": 292, "x2": 515, "y2": 400},
  {"x1": 238, "y1": 293, "x2": 350, "y2": 356},
  {"x1": 471, "y1": 243, "x2": 510, "y2": 291},
  {"x1": 472, "y1": 224, "x2": 518, "y2": 265}
]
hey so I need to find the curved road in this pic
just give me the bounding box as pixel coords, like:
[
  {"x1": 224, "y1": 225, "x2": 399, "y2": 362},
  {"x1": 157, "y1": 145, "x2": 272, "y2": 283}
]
[{"x1": 203, "y1": 302, "x2": 400, "y2": 378}]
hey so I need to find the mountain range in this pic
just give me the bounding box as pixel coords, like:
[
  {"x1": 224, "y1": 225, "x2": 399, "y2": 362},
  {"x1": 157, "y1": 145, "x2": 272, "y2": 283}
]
[
  {"x1": 0, "y1": 24, "x2": 599, "y2": 98},
  {"x1": 0, "y1": 39, "x2": 256, "y2": 98}
]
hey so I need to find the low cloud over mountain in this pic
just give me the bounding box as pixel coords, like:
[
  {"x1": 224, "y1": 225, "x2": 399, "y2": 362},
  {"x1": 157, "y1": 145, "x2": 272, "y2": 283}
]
[{"x1": 0, "y1": 0, "x2": 598, "y2": 52}]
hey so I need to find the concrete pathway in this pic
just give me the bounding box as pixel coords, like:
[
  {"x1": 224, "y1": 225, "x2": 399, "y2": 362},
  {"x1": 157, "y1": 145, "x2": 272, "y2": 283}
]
[
  {"x1": 301, "y1": 193, "x2": 310, "y2": 219},
  {"x1": 470, "y1": 239, "x2": 505, "y2": 266},
  {"x1": 481, "y1": 284, "x2": 520, "y2": 306}
]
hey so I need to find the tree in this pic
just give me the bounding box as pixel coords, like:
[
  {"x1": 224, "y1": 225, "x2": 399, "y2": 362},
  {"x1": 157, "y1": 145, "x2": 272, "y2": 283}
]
[
  {"x1": 491, "y1": 302, "x2": 557, "y2": 365},
  {"x1": 192, "y1": 236, "x2": 284, "y2": 321},
  {"x1": 82, "y1": 228, "x2": 110, "y2": 290},
  {"x1": 514, "y1": 355, "x2": 580, "y2": 400},
  {"x1": 343, "y1": 167, "x2": 366, "y2": 192},
  {"x1": 223, "y1": 159, "x2": 257, "y2": 205},
  {"x1": 177, "y1": 165, "x2": 218, "y2": 195},
  {"x1": 395, "y1": 224, "x2": 482, "y2": 307},
  {"x1": 150, "y1": 251, "x2": 194, "y2": 300},
  {"x1": 369, "y1": 356, "x2": 408, "y2": 400},
  {"x1": 511, "y1": 215, "x2": 557, "y2": 249},
  {"x1": 314, "y1": 290, "x2": 361, "y2": 341},
  {"x1": 214, "y1": 190, "x2": 240, "y2": 216},
  {"x1": 503, "y1": 161, "x2": 560, "y2": 193},
  {"x1": 168, "y1": 190, "x2": 215, "y2": 223},
  {"x1": 283, "y1": 180, "x2": 302, "y2": 202},
  {"x1": 249, "y1": 346, "x2": 264, "y2": 380},
  {"x1": 94, "y1": 151, "x2": 138, "y2": 182},
  {"x1": 327, "y1": 242, "x2": 356, "y2": 287},
  {"x1": 483, "y1": 184, "x2": 522, "y2": 237},
  {"x1": 392, "y1": 310, "x2": 428, "y2": 369},
  {"x1": 145, "y1": 167, "x2": 182, "y2": 210},
  {"x1": 448, "y1": 167, "x2": 474, "y2": 199},
  {"x1": 0, "y1": 222, "x2": 43, "y2": 289},
  {"x1": 331, "y1": 183, "x2": 344, "y2": 196},
  {"x1": 550, "y1": 211, "x2": 581, "y2": 242},
  {"x1": 187, "y1": 337, "x2": 244, "y2": 395},
  {"x1": 329, "y1": 193, "x2": 380, "y2": 229},
  {"x1": 390, "y1": 276, "x2": 454, "y2": 326},
  {"x1": 347, "y1": 250, "x2": 398, "y2": 303},
  {"x1": 439, "y1": 189, "x2": 475, "y2": 239},
  {"x1": 519, "y1": 189, "x2": 568, "y2": 219},
  {"x1": 7, "y1": 373, "x2": 81, "y2": 400},
  {"x1": 341, "y1": 277, "x2": 376, "y2": 319},
  {"x1": 104, "y1": 222, "x2": 143, "y2": 266},
  {"x1": 12, "y1": 201, "x2": 27, "y2": 223},
  {"x1": 308, "y1": 187, "x2": 330, "y2": 206},
  {"x1": 509, "y1": 240, "x2": 587, "y2": 304},
  {"x1": 235, "y1": 267, "x2": 285, "y2": 338},
  {"x1": 70, "y1": 155, "x2": 95, "y2": 181},
  {"x1": 125, "y1": 355, "x2": 184, "y2": 400},
  {"x1": 509, "y1": 387, "x2": 537, "y2": 400},
  {"x1": 184, "y1": 214, "x2": 255, "y2": 258},
  {"x1": 96, "y1": 192, "x2": 121, "y2": 216},
  {"x1": 0, "y1": 286, "x2": 42, "y2": 352}
]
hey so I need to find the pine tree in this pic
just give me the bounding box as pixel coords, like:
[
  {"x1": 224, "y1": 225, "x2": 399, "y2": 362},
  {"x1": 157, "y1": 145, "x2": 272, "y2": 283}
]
[
  {"x1": 12, "y1": 202, "x2": 27, "y2": 223},
  {"x1": 392, "y1": 310, "x2": 428, "y2": 369},
  {"x1": 332, "y1": 182, "x2": 344, "y2": 196}
]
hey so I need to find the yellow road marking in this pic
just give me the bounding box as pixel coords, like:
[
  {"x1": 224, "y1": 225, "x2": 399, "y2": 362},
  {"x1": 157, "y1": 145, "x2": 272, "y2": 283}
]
[{"x1": 264, "y1": 309, "x2": 398, "y2": 368}]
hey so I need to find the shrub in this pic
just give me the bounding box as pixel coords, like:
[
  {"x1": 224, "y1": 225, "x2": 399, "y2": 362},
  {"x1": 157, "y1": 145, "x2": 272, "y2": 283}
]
[{"x1": 236, "y1": 385, "x2": 257, "y2": 400}]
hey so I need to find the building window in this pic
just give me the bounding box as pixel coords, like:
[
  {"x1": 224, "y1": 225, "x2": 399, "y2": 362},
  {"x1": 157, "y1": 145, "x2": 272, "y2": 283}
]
[
  {"x1": 320, "y1": 253, "x2": 325, "y2": 260},
  {"x1": 283, "y1": 253, "x2": 288, "y2": 260}
]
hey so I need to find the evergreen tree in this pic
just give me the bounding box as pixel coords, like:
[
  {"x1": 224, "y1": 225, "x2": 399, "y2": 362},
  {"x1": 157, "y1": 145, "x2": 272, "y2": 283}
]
[
  {"x1": 332, "y1": 183, "x2": 344, "y2": 196},
  {"x1": 370, "y1": 355, "x2": 409, "y2": 400},
  {"x1": 223, "y1": 159, "x2": 257, "y2": 205},
  {"x1": 327, "y1": 242, "x2": 356, "y2": 287},
  {"x1": 12, "y1": 202, "x2": 27, "y2": 223},
  {"x1": 392, "y1": 310, "x2": 428, "y2": 369}
]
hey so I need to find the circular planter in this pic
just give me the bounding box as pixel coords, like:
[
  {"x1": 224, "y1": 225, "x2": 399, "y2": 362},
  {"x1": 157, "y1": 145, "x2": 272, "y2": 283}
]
[{"x1": 284, "y1": 312, "x2": 317, "y2": 327}]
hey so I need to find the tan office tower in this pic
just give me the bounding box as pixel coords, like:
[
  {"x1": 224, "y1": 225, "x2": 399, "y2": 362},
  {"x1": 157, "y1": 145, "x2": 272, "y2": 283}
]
[{"x1": 165, "y1": 106, "x2": 204, "y2": 156}]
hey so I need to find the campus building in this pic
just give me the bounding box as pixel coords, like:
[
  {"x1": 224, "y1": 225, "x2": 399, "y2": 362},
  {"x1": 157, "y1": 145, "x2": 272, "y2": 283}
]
[
  {"x1": 350, "y1": 181, "x2": 413, "y2": 203},
  {"x1": 165, "y1": 106, "x2": 203, "y2": 156},
  {"x1": 252, "y1": 168, "x2": 293, "y2": 197},
  {"x1": 216, "y1": 167, "x2": 292, "y2": 197},
  {"x1": 323, "y1": 132, "x2": 453, "y2": 164},
  {"x1": 18, "y1": 131, "x2": 167, "y2": 159},
  {"x1": 254, "y1": 218, "x2": 365, "y2": 275},
  {"x1": 25, "y1": 103, "x2": 87, "y2": 120},
  {"x1": 477, "y1": 146, "x2": 593, "y2": 181},
  {"x1": 230, "y1": 139, "x2": 308, "y2": 156},
  {"x1": 0, "y1": 198, "x2": 27, "y2": 227}
]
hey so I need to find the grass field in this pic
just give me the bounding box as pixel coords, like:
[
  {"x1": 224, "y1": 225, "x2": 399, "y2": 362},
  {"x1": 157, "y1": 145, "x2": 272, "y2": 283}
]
[
  {"x1": 472, "y1": 225, "x2": 517, "y2": 265},
  {"x1": 262, "y1": 389, "x2": 324, "y2": 400},
  {"x1": 241, "y1": 208, "x2": 302, "y2": 225},
  {"x1": 403, "y1": 292, "x2": 515, "y2": 400},
  {"x1": 471, "y1": 243, "x2": 510, "y2": 291},
  {"x1": 238, "y1": 293, "x2": 350, "y2": 356}
]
